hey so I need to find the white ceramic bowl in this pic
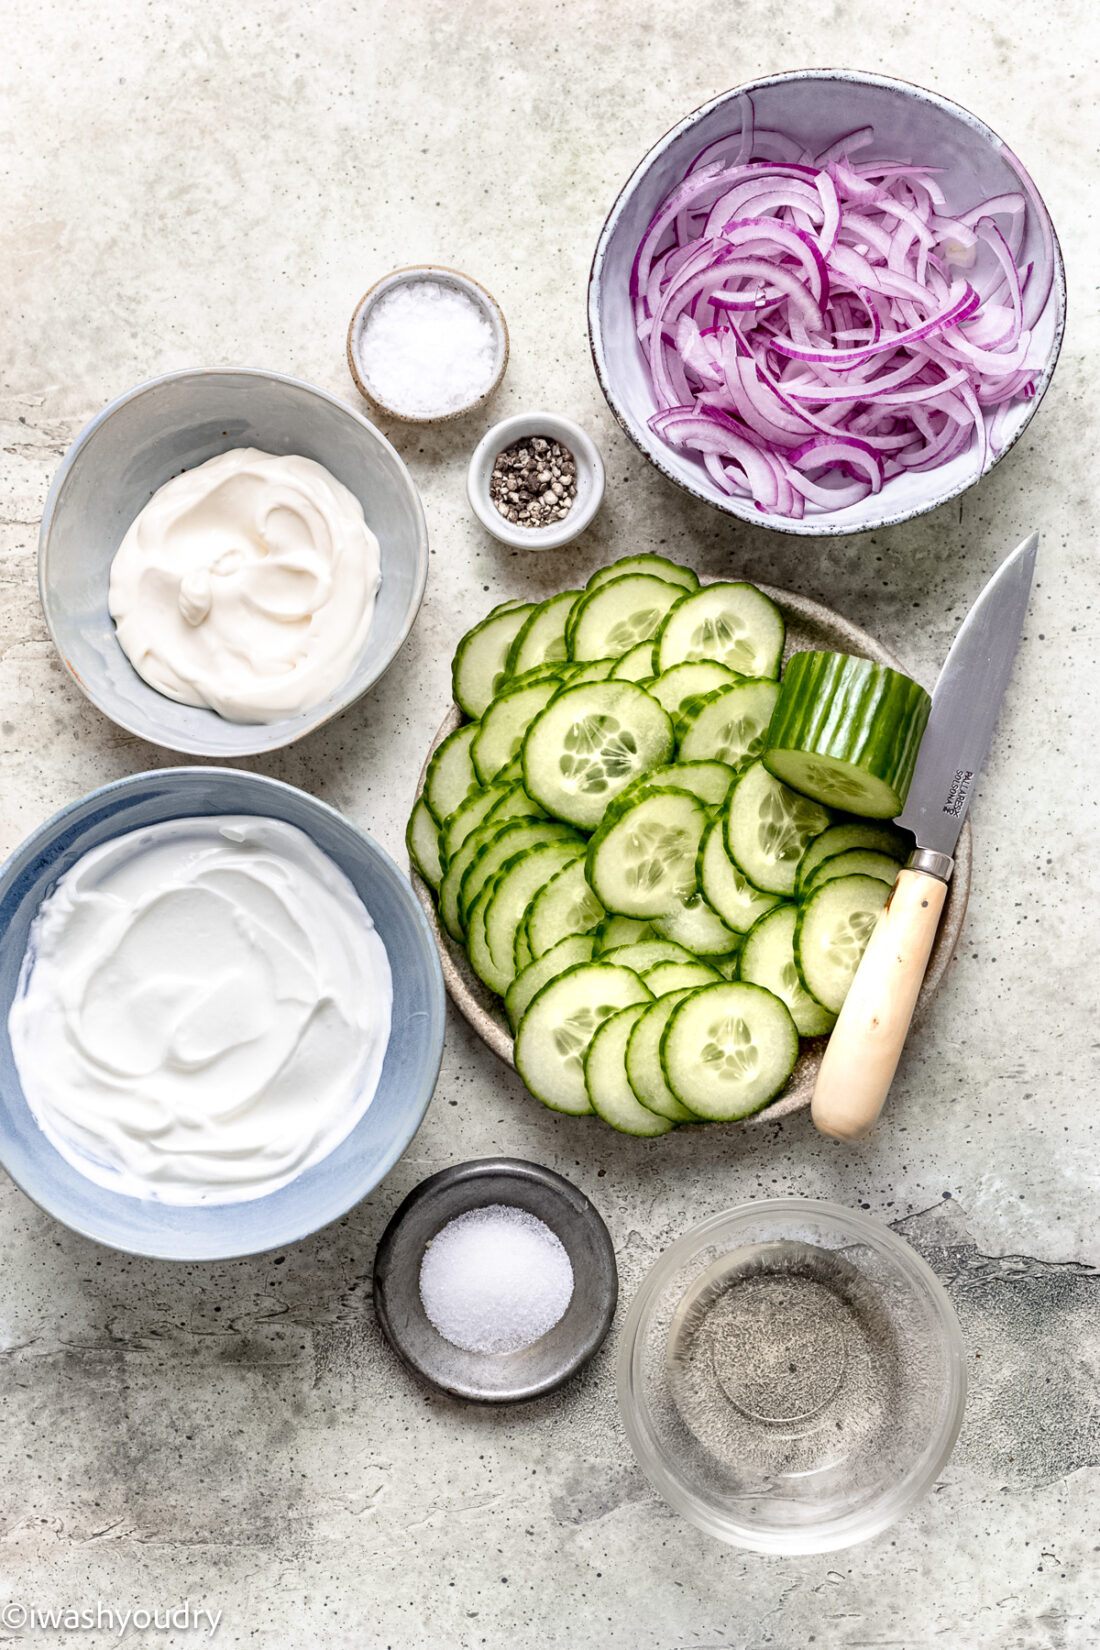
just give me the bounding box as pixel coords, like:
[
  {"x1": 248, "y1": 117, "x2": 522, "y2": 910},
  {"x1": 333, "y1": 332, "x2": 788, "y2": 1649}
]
[
  {"x1": 589, "y1": 70, "x2": 1066, "y2": 537},
  {"x1": 467, "y1": 411, "x2": 605, "y2": 549}
]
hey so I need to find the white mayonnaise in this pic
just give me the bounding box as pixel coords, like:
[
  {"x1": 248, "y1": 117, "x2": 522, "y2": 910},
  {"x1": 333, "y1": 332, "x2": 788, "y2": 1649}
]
[
  {"x1": 108, "y1": 449, "x2": 382, "y2": 723},
  {"x1": 8, "y1": 817, "x2": 393, "y2": 1205}
]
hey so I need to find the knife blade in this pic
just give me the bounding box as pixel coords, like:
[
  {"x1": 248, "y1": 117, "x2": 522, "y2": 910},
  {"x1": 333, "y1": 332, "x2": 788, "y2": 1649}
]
[{"x1": 811, "y1": 531, "x2": 1038, "y2": 1141}]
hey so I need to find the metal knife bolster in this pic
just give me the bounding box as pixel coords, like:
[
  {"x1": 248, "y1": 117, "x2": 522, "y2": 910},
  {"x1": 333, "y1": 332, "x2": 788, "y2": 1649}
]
[{"x1": 906, "y1": 846, "x2": 954, "y2": 882}]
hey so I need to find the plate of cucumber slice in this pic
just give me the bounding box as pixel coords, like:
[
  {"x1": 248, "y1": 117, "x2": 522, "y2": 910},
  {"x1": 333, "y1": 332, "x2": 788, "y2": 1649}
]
[{"x1": 407, "y1": 556, "x2": 970, "y2": 1133}]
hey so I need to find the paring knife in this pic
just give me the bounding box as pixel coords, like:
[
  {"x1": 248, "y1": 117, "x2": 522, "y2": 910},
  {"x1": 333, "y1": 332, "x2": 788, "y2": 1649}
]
[{"x1": 811, "y1": 531, "x2": 1039, "y2": 1141}]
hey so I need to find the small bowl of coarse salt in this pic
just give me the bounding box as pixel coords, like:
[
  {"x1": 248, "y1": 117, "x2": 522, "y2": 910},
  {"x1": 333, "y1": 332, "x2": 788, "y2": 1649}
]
[
  {"x1": 372, "y1": 1157, "x2": 618, "y2": 1403},
  {"x1": 347, "y1": 266, "x2": 508, "y2": 423},
  {"x1": 467, "y1": 410, "x2": 605, "y2": 549}
]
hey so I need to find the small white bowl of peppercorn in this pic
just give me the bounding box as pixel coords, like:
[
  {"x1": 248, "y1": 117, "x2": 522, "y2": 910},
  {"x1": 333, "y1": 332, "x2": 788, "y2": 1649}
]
[{"x1": 467, "y1": 411, "x2": 605, "y2": 549}]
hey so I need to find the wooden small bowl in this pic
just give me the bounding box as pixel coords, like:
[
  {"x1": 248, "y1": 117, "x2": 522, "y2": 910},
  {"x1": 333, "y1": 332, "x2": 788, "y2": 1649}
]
[{"x1": 409, "y1": 583, "x2": 971, "y2": 1127}]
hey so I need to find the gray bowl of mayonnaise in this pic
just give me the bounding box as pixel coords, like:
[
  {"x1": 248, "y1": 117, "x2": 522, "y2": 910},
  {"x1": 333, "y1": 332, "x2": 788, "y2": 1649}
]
[{"x1": 39, "y1": 368, "x2": 429, "y2": 757}]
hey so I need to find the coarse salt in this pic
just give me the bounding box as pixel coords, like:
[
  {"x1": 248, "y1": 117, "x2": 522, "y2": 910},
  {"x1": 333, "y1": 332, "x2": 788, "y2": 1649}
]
[
  {"x1": 418, "y1": 1203, "x2": 574, "y2": 1355},
  {"x1": 358, "y1": 278, "x2": 498, "y2": 418}
]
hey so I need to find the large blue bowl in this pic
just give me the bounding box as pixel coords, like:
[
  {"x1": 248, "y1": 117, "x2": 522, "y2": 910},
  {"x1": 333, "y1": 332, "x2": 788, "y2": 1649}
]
[{"x1": 0, "y1": 769, "x2": 445, "y2": 1260}]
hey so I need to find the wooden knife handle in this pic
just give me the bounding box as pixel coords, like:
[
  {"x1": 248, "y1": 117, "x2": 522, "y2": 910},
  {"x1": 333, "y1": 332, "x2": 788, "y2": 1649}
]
[{"x1": 811, "y1": 867, "x2": 949, "y2": 1141}]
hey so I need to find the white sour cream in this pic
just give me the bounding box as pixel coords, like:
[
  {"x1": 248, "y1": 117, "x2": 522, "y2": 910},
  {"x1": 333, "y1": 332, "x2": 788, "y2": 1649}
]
[
  {"x1": 108, "y1": 449, "x2": 382, "y2": 723},
  {"x1": 8, "y1": 817, "x2": 393, "y2": 1205}
]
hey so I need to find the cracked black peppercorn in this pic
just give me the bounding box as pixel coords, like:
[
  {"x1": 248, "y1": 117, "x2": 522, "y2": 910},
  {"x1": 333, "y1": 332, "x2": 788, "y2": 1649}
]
[{"x1": 489, "y1": 435, "x2": 578, "y2": 528}]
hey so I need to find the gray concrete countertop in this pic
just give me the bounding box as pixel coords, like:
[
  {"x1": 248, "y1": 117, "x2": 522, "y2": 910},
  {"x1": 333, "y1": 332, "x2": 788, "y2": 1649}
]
[{"x1": 1, "y1": 2, "x2": 1097, "y2": 1645}]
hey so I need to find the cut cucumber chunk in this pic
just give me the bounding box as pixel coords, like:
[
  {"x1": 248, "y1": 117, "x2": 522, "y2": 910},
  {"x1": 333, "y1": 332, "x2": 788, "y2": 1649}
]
[
  {"x1": 795, "y1": 874, "x2": 889, "y2": 1014},
  {"x1": 796, "y1": 821, "x2": 912, "y2": 894},
  {"x1": 625, "y1": 991, "x2": 699, "y2": 1122},
  {"x1": 526, "y1": 858, "x2": 605, "y2": 958},
  {"x1": 484, "y1": 842, "x2": 585, "y2": 985},
  {"x1": 424, "y1": 722, "x2": 480, "y2": 825},
  {"x1": 642, "y1": 959, "x2": 724, "y2": 995},
  {"x1": 646, "y1": 661, "x2": 743, "y2": 718},
  {"x1": 611, "y1": 642, "x2": 659, "y2": 681},
  {"x1": 587, "y1": 786, "x2": 707, "y2": 918},
  {"x1": 452, "y1": 605, "x2": 535, "y2": 718},
  {"x1": 764, "y1": 651, "x2": 931, "y2": 818},
  {"x1": 585, "y1": 554, "x2": 699, "y2": 593},
  {"x1": 676, "y1": 680, "x2": 780, "y2": 770},
  {"x1": 472, "y1": 677, "x2": 563, "y2": 785},
  {"x1": 725, "y1": 760, "x2": 831, "y2": 896},
  {"x1": 506, "y1": 590, "x2": 581, "y2": 677},
  {"x1": 515, "y1": 963, "x2": 653, "y2": 1115},
  {"x1": 584, "y1": 1004, "x2": 677, "y2": 1137},
  {"x1": 656, "y1": 582, "x2": 785, "y2": 678},
  {"x1": 522, "y1": 681, "x2": 674, "y2": 830},
  {"x1": 661, "y1": 982, "x2": 799, "y2": 1120},
  {"x1": 698, "y1": 814, "x2": 782, "y2": 932},
  {"x1": 594, "y1": 915, "x2": 656, "y2": 952},
  {"x1": 803, "y1": 848, "x2": 901, "y2": 894},
  {"x1": 602, "y1": 940, "x2": 695, "y2": 972},
  {"x1": 406, "y1": 796, "x2": 443, "y2": 891},
  {"x1": 739, "y1": 905, "x2": 836, "y2": 1037},
  {"x1": 652, "y1": 890, "x2": 743, "y2": 956},
  {"x1": 505, "y1": 934, "x2": 598, "y2": 1032},
  {"x1": 460, "y1": 820, "x2": 580, "y2": 930},
  {"x1": 568, "y1": 574, "x2": 687, "y2": 661}
]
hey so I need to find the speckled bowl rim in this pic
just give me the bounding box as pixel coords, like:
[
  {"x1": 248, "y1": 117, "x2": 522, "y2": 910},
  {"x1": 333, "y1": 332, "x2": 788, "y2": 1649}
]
[
  {"x1": 587, "y1": 67, "x2": 1067, "y2": 539},
  {"x1": 347, "y1": 265, "x2": 510, "y2": 423},
  {"x1": 466, "y1": 411, "x2": 606, "y2": 549},
  {"x1": 408, "y1": 581, "x2": 971, "y2": 1128}
]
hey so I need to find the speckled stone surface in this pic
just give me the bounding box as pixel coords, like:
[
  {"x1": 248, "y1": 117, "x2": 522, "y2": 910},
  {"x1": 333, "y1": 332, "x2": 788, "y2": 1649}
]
[{"x1": 1, "y1": 2, "x2": 1097, "y2": 1646}]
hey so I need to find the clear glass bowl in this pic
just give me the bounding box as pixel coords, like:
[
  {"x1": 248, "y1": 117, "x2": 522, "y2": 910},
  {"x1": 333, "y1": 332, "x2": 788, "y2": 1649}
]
[{"x1": 617, "y1": 1199, "x2": 966, "y2": 1554}]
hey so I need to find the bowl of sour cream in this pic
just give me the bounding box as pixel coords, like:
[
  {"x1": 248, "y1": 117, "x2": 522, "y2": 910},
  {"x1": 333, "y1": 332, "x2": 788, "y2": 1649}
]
[
  {"x1": 39, "y1": 368, "x2": 429, "y2": 757},
  {"x1": 0, "y1": 767, "x2": 445, "y2": 1259}
]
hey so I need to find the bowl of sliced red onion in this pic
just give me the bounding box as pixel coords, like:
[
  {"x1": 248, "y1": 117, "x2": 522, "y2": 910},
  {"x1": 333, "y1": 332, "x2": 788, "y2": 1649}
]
[{"x1": 589, "y1": 70, "x2": 1065, "y2": 535}]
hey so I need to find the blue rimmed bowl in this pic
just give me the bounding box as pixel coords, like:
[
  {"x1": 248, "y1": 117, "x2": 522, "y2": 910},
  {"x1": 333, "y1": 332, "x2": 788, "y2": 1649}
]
[
  {"x1": 39, "y1": 367, "x2": 429, "y2": 757},
  {"x1": 0, "y1": 768, "x2": 445, "y2": 1260}
]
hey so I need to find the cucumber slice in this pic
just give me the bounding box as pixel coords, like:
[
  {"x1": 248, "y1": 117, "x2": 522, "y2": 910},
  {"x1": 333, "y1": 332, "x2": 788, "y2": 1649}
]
[
  {"x1": 725, "y1": 760, "x2": 831, "y2": 896},
  {"x1": 711, "y1": 951, "x2": 742, "y2": 980},
  {"x1": 642, "y1": 959, "x2": 724, "y2": 995},
  {"x1": 452, "y1": 605, "x2": 535, "y2": 718},
  {"x1": 522, "y1": 681, "x2": 674, "y2": 829},
  {"x1": 424, "y1": 723, "x2": 480, "y2": 825},
  {"x1": 505, "y1": 934, "x2": 598, "y2": 1032},
  {"x1": 763, "y1": 651, "x2": 931, "y2": 818},
  {"x1": 652, "y1": 891, "x2": 743, "y2": 956},
  {"x1": 472, "y1": 677, "x2": 563, "y2": 785},
  {"x1": 585, "y1": 554, "x2": 699, "y2": 593},
  {"x1": 406, "y1": 796, "x2": 443, "y2": 891},
  {"x1": 466, "y1": 876, "x2": 508, "y2": 994},
  {"x1": 615, "y1": 760, "x2": 736, "y2": 813},
  {"x1": 506, "y1": 590, "x2": 581, "y2": 676},
  {"x1": 460, "y1": 820, "x2": 580, "y2": 930},
  {"x1": 676, "y1": 680, "x2": 780, "y2": 770},
  {"x1": 796, "y1": 821, "x2": 912, "y2": 893},
  {"x1": 566, "y1": 658, "x2": 619, "y2": 686},
  {"x1": 656, "y1": 582, "x2": 785, "y2": 678},
  {"x1": 443, "y1": 780, "x2": 543, "y2": 863},
  {"x1": 594, "y1": 915, "x2": 656, "y2": 952},
  {"x1": 661, "y1": 983, "x2": 799, "y2": 1120},
  {"x1": 526, "y1": 858, "x2": 605, "y2": 958},
  {"x1": 625, "y1": 991, "x2": 699, "y2": 1122},
  {"x1": 611, "y1": 642, "x2": 659, "y2": 681},
  {"x1": 514, "y1": 913, "x2": 533, "y2": 976},
  {"x1": 568, "y1": 574, "x2": 687, "y2": 661},
  {"x1": 514, "y1": 963, "x2": 653, "y2": 1114},
  {"x1": 803, "y1": 848, "x2": 901, "y2": 894},
  {"x1": 795, "y1": 874, "x2": 889, "y2": 1013},
  {"x1": 584, "y1": 1004, "x2": 677, "y2": 1137},
  {"x1": 602, "y1": 940, "x2": 695, "y2": 971},
  {"x1": 483, "y1": 842, "x2": 586, "y2": 985},
  {"x1": 440, "y1": 818, "x2": 574, "y2": 940},
  {"x1": 698, "y1": 814, "x2": 782, "y2": 932},
  {"x1": 586, "y1": 786, "x2": 708, "y2": 918},
  {"x1": 645, "y1": 661, "x2": 743, "y2": 717},
  {"x1": 739, "y1": 905, "x2": 836, "y2": 1037}
]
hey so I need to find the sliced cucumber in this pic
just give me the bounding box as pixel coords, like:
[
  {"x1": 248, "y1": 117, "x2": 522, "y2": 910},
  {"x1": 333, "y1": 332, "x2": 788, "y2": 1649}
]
[
  {"x1": 803, "y1": 848, "x2": 901, "y2": 894},
  {"x1": 460, "y1": 820, "x2": 580, "y2": 930},
  {"x1": 514, "y1": 963, "x2": 653, "y2": 1115},
  {"x1": 584, "y1": 1004, "x2": 677, "y2": 1137},
  {"x1": 676, "y1": 679, "x2": 780, "y2": 770},
  {"x1": 506, "y1": 590, "x2": 581, "y2": 677},
  {"x1": 522, "y1": 681, "x2": 674, "y2": 830},
  {"x1": 611, "y1": 642, "x2": 659, "y2": 681},
  {"x1": 440, "y1": 817, "x2": 573, "y2": 940},
  {"x1": 585, "y1": 554, "x2": 699, "y2": 593},
  {"x1": 505, "y1": 933, "x2": 597, "y2": 1031},
  {"x1": 764, "y1": 651, "x2": 931, "y2": 818},
  {"x1": 698, "y1": 814, "x2": 782, "y2": 932},
  {"x1": 652, "y1": 890, "x2": 743, "y2": 956},
  {"x1": 406, "y1": 796, "x2": 443, "y2": 891},
  {"x1": 424, "y1": 722, "x2": 480, "y2": 825},
  {"x1": 602, "y1": 939, "x2": 695, "y2": 972},
  {"x1": 796, "y1": 821, "x2": 912, "y2": 894},
  {"x1": 483, "y1": 842, "x2": 585, "y2": 985},
  {"x1": 452, "y1": 604, "x2": 535, "y2": 718},
  {"x1": 645, "y1": 661, "x2": 743, "y2": 718},
  {"x1": 526, "y1": 858, "x2": 604, "y2": 958},
  {"x1": 795, "y1": 874, "x2": 889, "y2": 1014},
  {"x1": 566, "y1": 658, "x2": 618, "y2": 686},
  {"x1": 514, "y1": 914, "x2": 533, "y2": 976},
  {"x1": 656, "y1": 582, "x2": 785, "y2": 678},
  {"x1": 711, "y1": 951, "x2": 742, "y2": 980},
  {"x1": 586, "y1": 786, "x2": 707, "y2": 919},
  {"x1": 472, "y1": 677, "x2": 563, "y2": 785},
  {"x1": 615, "y1": 760, "x2": 736, "y2": 813},
  {"x1": 568, "y1": 574, "x2": 687, "y2": 661},
  {"x1": 739, "y1": 905, "x2": 835, "y2": 1037},
  {"x1": 642, "y1": 959, "x2": 724, "y2": 995},
  {"x1": 625, "y1": 991, "x2": 699, "y2": 1122},
  {"x1": 443, "y1": 780, "x2": 543, "y2": 863},
  {"x1": 661, "y1": 982, "x2": 799, "y2": 1120},
  {"x1": 594, "y1": 915, "x2": 656, "y2": 952},
  {"x1": 725, "y1": 760, "x2": 831, "y2": 896}
]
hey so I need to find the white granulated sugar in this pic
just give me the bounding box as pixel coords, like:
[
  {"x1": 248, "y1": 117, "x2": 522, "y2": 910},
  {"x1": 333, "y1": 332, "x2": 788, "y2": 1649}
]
[
  {"x1": 359, "y1": 279, "x2": 497, "y2": 417},
  {"x1": 418, "y1": 1203, "x2": 575, "y2": 1356}
]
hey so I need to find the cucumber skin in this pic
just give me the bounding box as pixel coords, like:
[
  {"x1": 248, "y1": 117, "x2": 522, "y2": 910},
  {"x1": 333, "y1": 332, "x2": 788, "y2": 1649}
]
[{"x1": 763, "y1": 652, "x2": 931, "y2": 817}]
